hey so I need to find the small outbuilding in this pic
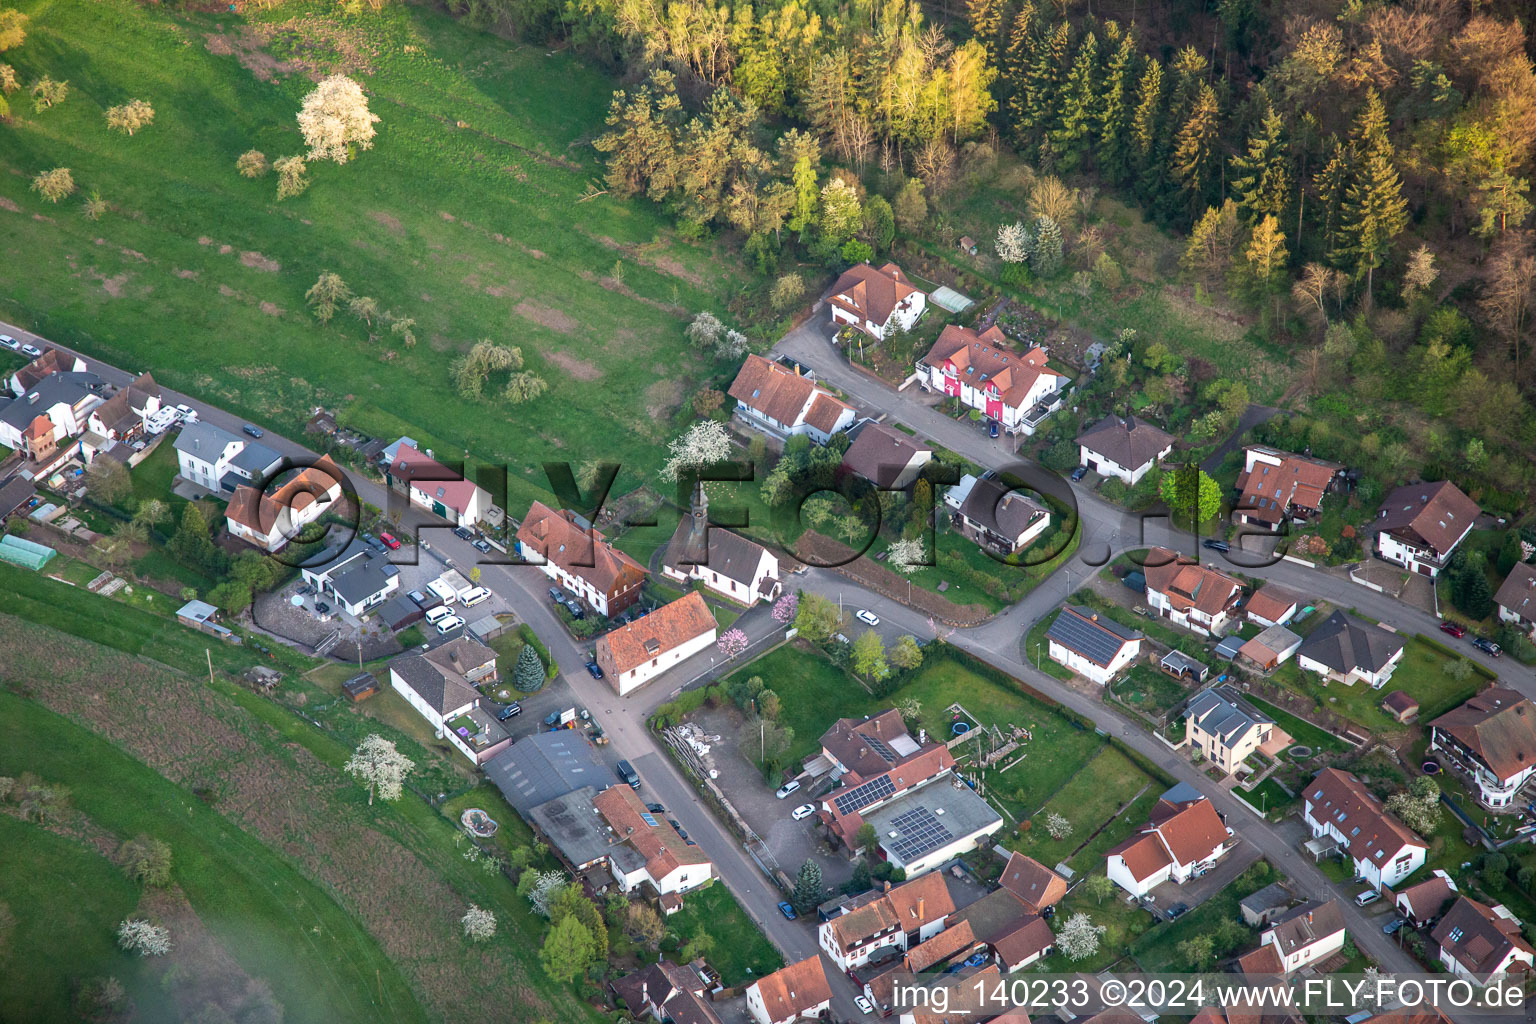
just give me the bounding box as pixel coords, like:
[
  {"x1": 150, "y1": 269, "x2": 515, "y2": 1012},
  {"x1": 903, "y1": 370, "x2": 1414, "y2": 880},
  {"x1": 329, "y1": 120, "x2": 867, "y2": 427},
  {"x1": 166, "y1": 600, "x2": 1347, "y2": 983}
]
[
  {"x1": 1159, "y1": 649, "x2": 1210, "y2": 683},
  {"x1": 1381, "y1": 690, "x2": 1420, "y2": 723},
  {"x1": 343, "y1": 672, "x2": 379, "y2": 702}
]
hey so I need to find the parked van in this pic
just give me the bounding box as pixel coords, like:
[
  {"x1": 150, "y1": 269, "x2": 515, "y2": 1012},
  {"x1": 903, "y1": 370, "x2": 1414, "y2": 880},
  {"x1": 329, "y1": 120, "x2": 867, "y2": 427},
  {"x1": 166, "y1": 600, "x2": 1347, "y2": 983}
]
[
  {"x1": 616, "y1": 760, "x2": 641, "y2": 790},
  {"x1": 427, "y1": 578, "x2": 458, "y2": 604},
  {"x1": 435, "y1": 615, "x2": 465, "y2": 635},
  {"x1": 425, "y1": 605, "x2": 453, "y2": 625},
  {"x1": 459, "y1": 586, "x2": 490, "y2": 607}
]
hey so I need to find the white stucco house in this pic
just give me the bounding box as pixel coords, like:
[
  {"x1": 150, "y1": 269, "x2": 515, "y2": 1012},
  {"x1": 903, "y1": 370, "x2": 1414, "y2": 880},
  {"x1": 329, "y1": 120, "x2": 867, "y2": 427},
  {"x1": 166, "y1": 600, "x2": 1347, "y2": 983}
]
[
  {"x1": 593, "y1": 591, "x2": 717, "y2": 696},
  {"x1": 387, "y1": 637, "x2": 510, "y2": 765},
  {"x1": 1106, "y1": 784, "x2": 1234, "y2": 898},
  {"x1": 1076, "y1": 414, "x2": 1175, "y2": 485},
  {"x1": 1373, "y1": 480, "x2": 1479, "y2": 578},
  {"x1": 917, "y1": 324, "x2": 1070, "y2": 436},
  {"x1": 728, "y1": 354, "x2": 855, "y2": 445},
  {"x1": 828, "y1": 262, "x2": 926, "y2": 340},
  {"x1": 1303, "y1": 768, "x2": 1426, "y2": 891},
  {"x1": 1045, "y1": 605, "x2": 1142, "y2": 685}
]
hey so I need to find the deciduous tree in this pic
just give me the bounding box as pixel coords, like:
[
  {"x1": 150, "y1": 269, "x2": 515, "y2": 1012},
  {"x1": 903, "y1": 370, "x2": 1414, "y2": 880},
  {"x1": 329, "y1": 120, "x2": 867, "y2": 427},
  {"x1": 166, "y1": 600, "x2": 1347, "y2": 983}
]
[
  {"x1": 717, "y1": 627, "x2": 749, "y2": 659},
  {"x1": 348, "y1": 295, "x2": 379, "y2": 326},
  {"x1": 0, "y1": 7, "x2": 26, "y2": 52},
  {"x1": 30, "y1": 166, "x2": 73, "y2": 203},
  {"x1": 1084, "y1": 874, "x2": 1116, "y2": 905},
  {"x1": 237, "y1": 149, "x2": 269, "y2": 178},
  {"x1": 504, "y1": 372, "x2": 548, "y2": 404},
  {"x1": 540, "y1": 915, "x2": 595, "y2": 982},
  {"x1": 1056, "y1": 913, "x2": 1103, "y2": 961},
  {"x1": 792, "y1": 592, "x2": 841, "y2": 643},
  {"x1": 1479, "y1": 231, "x2": 1535, "y2": 378},
  {"x1": 29, "y1": 75, "x2": 65, "y2": 111},
  {"x1": 771, "y1": 273, "x2": 806, "y2": 312},
  {"x1": 662, "y1": 419, "x2": 733, "y2": 482},
  {"x1": 273, "y1": 155, "x2": 309, "y2": 199},
  {"x1": 851, "y1": 630, "x2": 888, "y2": 681},
  {"x1": 105, "y1": 99, "x2": 154, "y2": 136},
  {"x1": 462, "y1": 905, "x2": 496, "y2": 941},
  {"x1": 118, "y1": 835, "x2": 173, "y2": 888},
  {"x1": 116, "y1": 920, "x2": 171, "y2": 957},
  {"x1": 344, "y1": 734, "x2": 415, "y2": 805},
  {"x1": 306, "y1": 271, "x2": 351, "y2": 324},
  {"x1": 298, "y1": 74, "x2": 379, "y2": 164},
  {"x1": 893, "y1": 179, "x2": 927, "y2": 233},
  {"x1": 890, "y1": 634, "x2": 923, "y2": 671}
]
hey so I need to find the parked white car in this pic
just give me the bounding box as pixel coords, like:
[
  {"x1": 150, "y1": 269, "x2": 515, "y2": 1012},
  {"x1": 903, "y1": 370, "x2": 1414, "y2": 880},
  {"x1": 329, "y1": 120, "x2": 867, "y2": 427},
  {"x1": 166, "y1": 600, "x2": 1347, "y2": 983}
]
[
  {"x1": 791, "y1": 803, "x2": 815, "y2": 821},
  {"x1": 459, "y1": 586, "x2": 490, "y2": 607},
  {"x1": 435, "y1": 615, "x2": 465, "y2": 635},
  {"x1": 175, "y1": 403, "x2": 198, "y2": 423},
  {"x1": 0, "y1": 335, "x2": 18, "y2": 351},
  {"x1": 856, "y1": 609, "x2": 880, "y2": 626},
  {"x1": 20, "y1": 343, "x2": 42, "y2": 358},
  {"x1": 424, "y1": 605, "x2": 453, "y2": 625},
  {"x1": 775, "y1": 780, "x2": 800, "y2": 799}
]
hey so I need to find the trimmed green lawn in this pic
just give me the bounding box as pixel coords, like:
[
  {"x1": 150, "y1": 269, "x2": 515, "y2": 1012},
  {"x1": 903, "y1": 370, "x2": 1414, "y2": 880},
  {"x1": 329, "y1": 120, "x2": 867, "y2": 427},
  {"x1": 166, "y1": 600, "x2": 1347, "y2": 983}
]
[
  {"x1": 1269, "y1": 638, "x2": 1483, "y2": 734},
  {"x1": 0, "y1": 692, "x2": 426, "y2": 1024},
  {"x1": 1234, "y1": 777, "x2": 1298, "y2": 821},
  {"x1": 718, "y1": 643, "x2": 882, "y2": 766},
  {"x1": 1245, "y1": 696, "x2": 1350, "y2": 755},
  {"x1": 1024, "y1": 616, "x2": 1073, "y2": 681},
  {"x1": 1130, "y1": 862, "x2": 1277, "y2": 972},
  {"x1": 1010, "y1": 746, "x2": 1157, "y2": 868},
  {"x1": 662, "y1": 884, "x2": 784, "y2": 987},
  {"x1": 1111, "y1": 662, "x2": 1191, "y2": 719}
]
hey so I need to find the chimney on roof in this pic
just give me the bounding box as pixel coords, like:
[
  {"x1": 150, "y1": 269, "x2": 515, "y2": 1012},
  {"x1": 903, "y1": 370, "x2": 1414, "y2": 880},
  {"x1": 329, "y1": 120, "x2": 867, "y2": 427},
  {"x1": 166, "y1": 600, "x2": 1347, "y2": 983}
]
[
  {"x1": 1306, "y1": 911, "x2": 1313, "y2": 925},
  {"x1": 917, "y1": 897, "x2": 924, "y2": 919},
  {"x1": 884, "y1": 880, "x2": 892, "y2": 893}
]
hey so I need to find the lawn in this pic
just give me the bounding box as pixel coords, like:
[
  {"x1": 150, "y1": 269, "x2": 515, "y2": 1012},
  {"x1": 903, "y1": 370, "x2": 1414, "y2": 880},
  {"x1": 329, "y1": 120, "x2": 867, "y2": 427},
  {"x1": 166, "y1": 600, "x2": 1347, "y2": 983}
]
[
  {"x1": 717, "y1": 642, "x2": 883, "y2": 767},
  {"x1": 1111, "y1": 662, "x2": 1192, "y2": 720},
  {"x1": 662, "y1": 884, "x2": 784, "y2": 987},
  {"x1": 1130, "y1": 862, "x2": 1274, "y2": 972},
  {"x1": 1268, "y1": 638, "x2": 1484, "y2": 735},
  {"x1": 0, "y1": 692, "x2": 425, "y2": 1024},
  {"x1": 1009, "y1": 746, "x2": 1158, "y2": 870},
  {"x1": 0, "y1": 0, "x2": 749, "y2": 514},
  {"x1": 1244, "y1": 695, "x2": 1350, "y2": 755},
  {"x1": 1023, "y1": 616, "x2": 1073, "y2": 681},
  {"x1": 862, "y1": 524, "x2": 1082, "y2": 616},
  {"x1": 1234, "y1": 777, "x2": 1298, "y2": 821}
]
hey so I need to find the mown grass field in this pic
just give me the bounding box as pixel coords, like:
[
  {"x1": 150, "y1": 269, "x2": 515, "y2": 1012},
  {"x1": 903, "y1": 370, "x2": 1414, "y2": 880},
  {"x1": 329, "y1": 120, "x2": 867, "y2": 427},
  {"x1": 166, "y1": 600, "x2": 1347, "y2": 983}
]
[
  {"x1": 660, "y1": 884, "x2": 784, "y2": 987},
  {"x1": 0, "y1": 0, "x2": 747, "y2": 512}
]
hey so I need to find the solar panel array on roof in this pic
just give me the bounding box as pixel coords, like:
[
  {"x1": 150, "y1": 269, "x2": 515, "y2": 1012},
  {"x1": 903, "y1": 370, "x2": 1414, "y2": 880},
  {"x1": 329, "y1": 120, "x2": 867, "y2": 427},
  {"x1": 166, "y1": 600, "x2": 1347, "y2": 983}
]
[
  {"x1": 1045, "y1": 606, "x2": 1138, "y2": 667},
  {"x1": 640, "y1": 812, "x2": 658, "y2": 827},
  {"x1": 834, "y1": 774, "x2": 896, "y2": 816},
  {"x1": 886, "y1": 806, "x2": 954, "y2": 862},
  {"x1": 863, "y1": 734, "x2": 897, "y2": 764}
]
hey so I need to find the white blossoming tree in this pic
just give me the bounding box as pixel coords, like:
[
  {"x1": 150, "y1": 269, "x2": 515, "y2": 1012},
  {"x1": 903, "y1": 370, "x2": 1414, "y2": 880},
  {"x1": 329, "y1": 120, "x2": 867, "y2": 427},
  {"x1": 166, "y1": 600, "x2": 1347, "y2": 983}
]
[
  {"x1": 344, "y1": 734, "x2": 415, "y2": 805},
  {"x1": 117, "y1": 919, "x2": 172, "y2": 957},
  {"x1": 662, "y1": 420, "x2": 733, "y2": 483},
  {"x1": 995, "y1": 221, "x2": 1030, "y2": 264},
  {"x1": 1044, "y1": 812, "x2": 1073, "y2": 840},
  {"x1": 462, "y1": 904, "x2": 497, "y2": 941},
  {"x1": 887, "y1": 537, "x2": 926, "y2": 574},
  {"x1": 297, "y1": 75, "x2": 379, "y2": 164},
  {"x1": 1056, "y1": 913, "x2": 1104, "y2": 962},
  {"x1": 527, "y1": 870, "x2": 567, "y2": 917}
]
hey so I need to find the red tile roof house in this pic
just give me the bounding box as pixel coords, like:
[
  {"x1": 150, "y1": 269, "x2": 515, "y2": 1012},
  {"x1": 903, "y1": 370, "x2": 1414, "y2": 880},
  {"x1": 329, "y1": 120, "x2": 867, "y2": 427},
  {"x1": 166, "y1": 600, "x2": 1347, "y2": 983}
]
[
  {"x1": 996, "y1": 852, "x2": 1068, "y2": 915},
  {"x1": 917, "y1": 324, "x2": 1071, "y2": 437},
  {"x1": 1244, "y1": 583, "x2": 1302, "y2": 628},
  {"x1": 745, "y1": 955, "x2": 832, "y2": 1024},
  {"x1": 828, "y1": 262, "x2": 927, "y2": 341},
  {"x1": 387, "y1": 637, "x2": 510, "y2": 765},
  {"x1": 1143, "y1": 547, "x2": 1244, "y2": 637},
  {"x1": 1302, "y1": 768, "x2": 1426, "y2": 890},
  {"x1": 947, "y1": 887, "x2": 1057, "y2": 973},
  {"x1": 863, "y1": 920, "x2": 982, "y2": 1007},
  {"x1": 1431, "y1": 895, "x2": 1536, "y2": 983},
  {"x1": 1232, "y1": 446, "x2": 1344, "y2": 533},
  {"x1": 814, "y1": 711, "x2": 956, "y2": 855},
  {"x1": 383, "y1": 442, "x2": 491, "y2": 526},
  {"x1": 516, "y1": 501, "x2": 647, "y2": 618},
  {"x1": 728, "y1": 354, "x2": 856, "y2": 445},
  {"x1": 1428, "y1": 687, "x2": 1536, "y2": 810},
  {"x1": 1239, "y1": 899, "x2": 1347, "y2": 975},
  {"x1": 1075, "y1": 414, "x2": 1174, "y2": 486},
  {"x1": 1372, "y1": 479, "x2": 1479, "y2": 578},
  {"x1": 1393, "y1": 869, "x2": 1459, "y2": 926},
  {"x1": 817, "y1": 872, "x2": 955, "y2": 972},
  {"x1": 225, "y1": 455, "x2": 346, "y2": 553},
  {"x1": 1495, "y1": 562, "x2": 1536, "y2": 637},
  {"x1": 593, "y1": 591, "x2": 717, "y2": 696},
  {"x1": 1106, "y1": 783, "x2": 1235, "y2": 898},
  {"x1": 593, "y1": 782, "x2": 713, "y2": 896}
]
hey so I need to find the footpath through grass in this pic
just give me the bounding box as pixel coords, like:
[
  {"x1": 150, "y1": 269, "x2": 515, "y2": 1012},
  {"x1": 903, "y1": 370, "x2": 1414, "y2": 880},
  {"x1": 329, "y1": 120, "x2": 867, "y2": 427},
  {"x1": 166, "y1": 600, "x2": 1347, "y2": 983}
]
[{"x1": 1, "y1": 0, "x2": 746, "y2": 508}]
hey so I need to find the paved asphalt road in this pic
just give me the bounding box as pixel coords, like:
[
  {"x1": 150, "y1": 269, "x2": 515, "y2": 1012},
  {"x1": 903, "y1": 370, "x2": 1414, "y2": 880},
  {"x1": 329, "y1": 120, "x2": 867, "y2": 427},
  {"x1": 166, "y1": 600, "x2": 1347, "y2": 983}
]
[{"x1": 4, "y1": 314, "x2": 1518, "y2": 1019}]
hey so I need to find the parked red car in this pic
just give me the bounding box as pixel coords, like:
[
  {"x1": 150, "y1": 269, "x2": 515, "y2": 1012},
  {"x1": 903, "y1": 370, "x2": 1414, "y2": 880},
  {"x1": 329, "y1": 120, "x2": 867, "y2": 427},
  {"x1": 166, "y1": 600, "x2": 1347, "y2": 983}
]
[
  {"x1": 1439, "y1": 620, "x2": 1467, "y2": 638},
  {"x1": 379, "y1": 531, "x2": 401, "y2": 550}
]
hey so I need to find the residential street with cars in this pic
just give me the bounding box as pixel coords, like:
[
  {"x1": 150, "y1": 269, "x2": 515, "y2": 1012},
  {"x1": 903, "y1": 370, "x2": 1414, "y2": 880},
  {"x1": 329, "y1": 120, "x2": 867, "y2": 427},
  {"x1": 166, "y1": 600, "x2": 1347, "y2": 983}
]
[{"x1": 3, "y1": 315, "x2": 1527, "y2": 1023}]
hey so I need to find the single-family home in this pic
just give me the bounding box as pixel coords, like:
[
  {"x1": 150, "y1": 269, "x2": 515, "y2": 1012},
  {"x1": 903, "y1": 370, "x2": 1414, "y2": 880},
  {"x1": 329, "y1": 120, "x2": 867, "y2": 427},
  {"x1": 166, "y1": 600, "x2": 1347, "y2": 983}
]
[
  {"x1": 85, "y1": 372, "x2": 162, "y2": 442},
  {"x1": 300, "y1": 539, "x2": 400, "y2": 616},
  {"x1": 1237, "y1": 624, "x2": 1304, "y2": 671},
  {"x1": 384, "y1": 442, "x2": 491, "y2": 526},
  {"x1": 1429, "y1": 688, "x2": 1536, "y2": 811},
  {"x1": 746, "y1": 956, "x2": 832, "y2": 1024},
  {"x1": 0, "y1": 367, "x2": 104, "y2": 457},
  {"x1": 593, "y1": 783, "x2": 714, "y2": 896},
  {"x1": 516, "y1": 501, "x2": 647, "y2": 617},
  {"x1": 1245, "y1": 584, "x2": 1302, "y2": 628},
  {"x1": 8, "y1": 348, "x2": 86, "y2": 395},
  {"x1": 611, "y1": 960, "x2": 722, "y2": 1024},
  {"x1": 1233, "y1": 447, "x2": 1343, "y2": 532},
  {"x1": 1045, "y1": 605, "x2": 1142, "y2": 685},
  {"x1": 996, "y1": 852, "x2": 1067, "y2": 914},
  {"x1": 1381, "y1": 690, "x2": 1420, "y2": 724},
  {"x1": 387, "y1": 637, "x2": 509, "y2": 764},
  {"x1": 839, "y1": 420, "x2": 933, "y2": 490},
  {"x1": 1432, "y1": 896, "x2": 1535, "y2": 983},
  {"x1": 861, "y1": 918, "x2": 980, "y2": 1011},
  {"x1": 828, "y1": 262, "x2": 926, "y2": 340},
  {"x1": 1142, "y1": 549, "x2": 1244, "y2": 636},
  {"x1": 1302, "y1": 768, "x2": 1426, "y2": 890},
  {"x1": 818, "y1": 872, "x2": 954, "y2": 971},
  {"x1": 951, "y1": 477, "x2": 1051, "y2": 557},
  {"x1": 661, "y1": 501, "x2": 781, "y2": 606},
  {"x1": 172, "y1": 421, "x2": 283, "y2": 495},
  {"x1": 1373, "y1": 480, "x2": 1479, "y2": 578},
  {"x1": 1394, "y1": 870, "x2": 1458, "y2": 926},
  {"x1": 1295, "y1": 610, "x2": 1405, "y2": 689},
  {"x1": 1106, "y1": 783, "x2": 1234, "y2": 898},
  {"x1": 1184, "y1": 685, "x2": 1275, "y2": 774},
  {"x1": 728, "y1": 354, "x2": 855, "y2": 445},
  {"x1": 946, "y1": 888, "x2": 1054, "y2": 974},
  {"x1": 917, "y1": 324, "x2": 1070, "y2": 436},
  {"x1": 225, "y1": 455, "x2": 345, "y2": 553},
  {"x1": 593, "y1": 591, "x2": 717, "y2": 696},
  {"x1": 1495, "y1": 562, "x2": 1536, "y2": 636},
  {"x1": 1076, "y1": 414, "x2": 1174, "y2": 486},
  {"x1": 1240, "y1": 900, "x2": 1347, "y2": 975}
]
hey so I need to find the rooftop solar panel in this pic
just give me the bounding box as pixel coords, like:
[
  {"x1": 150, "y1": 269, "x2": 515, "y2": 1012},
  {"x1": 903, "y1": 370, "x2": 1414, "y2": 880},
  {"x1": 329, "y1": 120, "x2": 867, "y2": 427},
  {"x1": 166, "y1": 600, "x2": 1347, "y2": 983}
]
[
  {"x1": 863, "y1": 734, "x2": 897, "y2": 764},
  {"x1": 1045, "y1": 606, "x2": 1139, "y2": 667},
  {"x1": 834, "y1": 774, "x2": 897, "y2": 816},
  {"x1": 886, "y1": 807, "x2": 954, "y2": 862},
  {"x1": 640, "y1": 812, "x2": 658, "y2": 827}
]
